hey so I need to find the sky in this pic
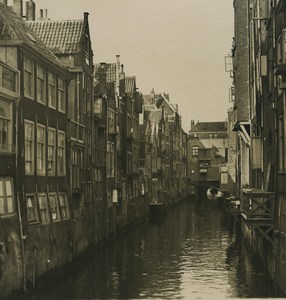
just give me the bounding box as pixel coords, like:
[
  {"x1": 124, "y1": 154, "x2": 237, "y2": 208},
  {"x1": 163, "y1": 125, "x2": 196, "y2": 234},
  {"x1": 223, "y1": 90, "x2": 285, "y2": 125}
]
[{"x1": 33, "y1": 0, "x2": 234, "y2": 132}]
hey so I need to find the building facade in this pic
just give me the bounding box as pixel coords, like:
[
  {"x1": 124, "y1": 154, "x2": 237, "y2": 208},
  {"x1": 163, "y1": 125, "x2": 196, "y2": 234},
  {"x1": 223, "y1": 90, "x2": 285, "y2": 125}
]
[
  {"x1": 187, "y1": 121, "x2": 228, "y2": 195},
  {"x1": 231, "y1": 0, "x2": 286, "y2": 294}
]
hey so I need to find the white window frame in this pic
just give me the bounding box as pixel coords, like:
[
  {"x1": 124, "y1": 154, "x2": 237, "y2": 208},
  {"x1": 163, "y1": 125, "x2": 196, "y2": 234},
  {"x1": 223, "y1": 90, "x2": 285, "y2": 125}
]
[
  {"x1": 58, "y1": 77, "x2": 66, "y2": 112},
  {"x1": 36, "y1": 64, "x2": 46, "y2": 104},
  {"x1": 57, "y1": 130, "x2": 66, "y2": 176},
  {"x1": 0, "y1": 177, "x2": 15, "y2": 217},
  {"x1": 26, "y1": 193, "x2": 40, "y2": 224},
  {"x1": 37, "y1": 193, "x2": 49, "y2": 224},
  {"x1": 36, "y1": 123, "x2": 46, "y2": 175},
  {"x1": 0, "y1": 62, "x2": 19, "y2": 97},
  {"x1": 48, "y1": 72, "x2": 56, "y2": 109},
  {"x1": 0, "y1": 99, "x2": 13, "y2": 153},
  {"x1": 24, "y1": 56, "x2": 34, "y2": 99},
  {"x1": 25, "y1": 120, "x2": 35, "y2": 175},
  {"x1": 58, "y1": 193, "x2": 69, "y2": 219},
  {"x1": 48, "y1": 193, "x2": 60, "y2": 222},
  {"x1": 48, "y1": 128, "x2": 56, "y2": 175}
]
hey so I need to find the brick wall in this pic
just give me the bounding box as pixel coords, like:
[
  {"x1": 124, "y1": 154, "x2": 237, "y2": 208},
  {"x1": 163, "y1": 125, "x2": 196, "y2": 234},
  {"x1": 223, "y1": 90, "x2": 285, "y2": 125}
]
[{"x1": 234, "y1": 0, "x2": 250, "y2": 122}]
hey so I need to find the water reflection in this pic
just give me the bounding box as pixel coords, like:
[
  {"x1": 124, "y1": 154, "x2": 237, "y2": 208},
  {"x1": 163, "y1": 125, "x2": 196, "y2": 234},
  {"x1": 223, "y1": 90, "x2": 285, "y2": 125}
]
[{"x1": 30, "y1": 199, "x2": 276, "y2": 299}]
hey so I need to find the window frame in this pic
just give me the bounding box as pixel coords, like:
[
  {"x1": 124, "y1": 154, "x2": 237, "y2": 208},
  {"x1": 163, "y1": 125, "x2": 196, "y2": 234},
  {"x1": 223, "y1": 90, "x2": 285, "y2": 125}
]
[
  {"x1": 0, "y1": 177, "x2": 15, "y2": 217},
  {"x1": 192, "y1": 145, "x2": 199, "y2": 157},
  {"x1": 48, "y1": 72, "x2": 56, "y2": 109},
  {"x1": 24, "y1": 56, "x2": 34, "y2": 99},
  {"x1": 37, "y1": 193, "x2": 49, "y2": 224},
  {"x1": 36, "y1": 123, "x2": 46, "y2": 175},
  {"x1": 25, "y1": 120, "x2": 35, "y2": 175},
  {"x1": 26, "y1": 193, "x2": 40, "y2": 224},
  {"x1": 0, "y1": 62, "x2": 19, "y2": 97},
  {"x1": 57, "y1": 130, "x2": 66, "y2": 176},
  {"x1": 36, "y1": 64, "x2": 46, "y2": 104},
  {"x1": 47, "y1": 127, "x2": 56, "y2": 176},
  {"x1": 48, "y1": 193, "x2": 60, "y2": 222},
  {"x1": 0, "y1": 99, "x2": 13, "y2": 153},
  {"x1": 58, "y1": 77, "x2": 66, "y2": 112},
  {"x1": 58, "y1": 193, "x2": 69, "y2": 220}
]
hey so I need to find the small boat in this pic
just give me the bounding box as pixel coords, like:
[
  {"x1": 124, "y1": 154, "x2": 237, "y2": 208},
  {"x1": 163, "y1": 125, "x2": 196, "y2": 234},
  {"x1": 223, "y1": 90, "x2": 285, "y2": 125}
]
[{"x1": 206, "y1": 186, "x2": 224, "y2": 200}]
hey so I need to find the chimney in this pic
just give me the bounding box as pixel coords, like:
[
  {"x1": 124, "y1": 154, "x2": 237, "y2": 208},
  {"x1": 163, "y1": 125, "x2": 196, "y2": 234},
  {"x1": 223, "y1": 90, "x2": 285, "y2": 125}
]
[
  {"x1": 26, "y1": 0, "x2": 35, "y2": 21},
  {"x1": 190, "y1": 120, "x2": 195, "y2": 130},
  {"x1": 13, "y1": 0, "x2": 23, "y2": 17},
  {"x1": 84, "y1": 12, "x2": 89, "y2": 22},
  {"x1": 39, "y1": 8, "x2": 43, "y2": 19},
  {"x1": 120, "y1": 64, "x2": 125, "y2": 80},
  {"x1": 0, "y1": 0, "x2": 8, "y2": 5},
  {"x1": 150, "y1": 88, "x2": 155, "y2": 99}
]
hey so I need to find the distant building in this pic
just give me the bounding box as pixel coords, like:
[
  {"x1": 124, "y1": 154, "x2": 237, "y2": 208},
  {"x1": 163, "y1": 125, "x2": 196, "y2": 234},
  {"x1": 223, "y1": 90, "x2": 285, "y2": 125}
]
[{"x1": 187, "y1": 120, "x2": 228, "y2": 193}]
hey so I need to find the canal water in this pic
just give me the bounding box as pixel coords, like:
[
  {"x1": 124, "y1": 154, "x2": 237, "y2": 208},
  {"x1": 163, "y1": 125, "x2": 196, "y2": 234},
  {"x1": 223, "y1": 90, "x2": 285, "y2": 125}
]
[{"x1": 30, "y1": 199, "x2": 277, "y2": 299}]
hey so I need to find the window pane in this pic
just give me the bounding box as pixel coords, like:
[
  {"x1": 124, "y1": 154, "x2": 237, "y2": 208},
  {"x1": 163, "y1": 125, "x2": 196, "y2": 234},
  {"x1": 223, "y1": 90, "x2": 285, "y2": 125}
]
[
  {"x1": 2, "y1": 66, "x2": 16, "y2": 92},
  {"x1": 0, "y1": 197, "x2": 4, "y2": 214},
  {"x1": 5, "y1": 179, "x2": 12, "y2": 196},
  {"x1": 7, "y1": 196, "x2": 13, "y2": 213},
  {"x1": 0, "y1": 180, "x2": 3, "y2": 196}
]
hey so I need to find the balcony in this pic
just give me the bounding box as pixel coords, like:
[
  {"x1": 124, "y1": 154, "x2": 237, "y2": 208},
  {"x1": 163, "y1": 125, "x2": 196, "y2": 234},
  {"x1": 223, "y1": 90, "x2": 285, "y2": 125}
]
[{"x1": 241, "y1": 189, "x2": 274, "y2": 243}]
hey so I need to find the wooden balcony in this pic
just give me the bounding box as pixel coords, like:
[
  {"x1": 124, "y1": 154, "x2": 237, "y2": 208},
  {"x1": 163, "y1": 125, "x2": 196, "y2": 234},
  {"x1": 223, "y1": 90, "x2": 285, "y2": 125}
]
[{"x1": 241, "y1": 189, "x2": 274, "y2": 244}]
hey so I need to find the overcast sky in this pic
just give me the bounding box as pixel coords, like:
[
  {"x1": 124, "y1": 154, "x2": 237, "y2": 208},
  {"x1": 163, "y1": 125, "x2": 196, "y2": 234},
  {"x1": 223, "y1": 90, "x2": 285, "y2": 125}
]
[{"x1": 33, "y1": 0, "x2": 234, "y2": 132}]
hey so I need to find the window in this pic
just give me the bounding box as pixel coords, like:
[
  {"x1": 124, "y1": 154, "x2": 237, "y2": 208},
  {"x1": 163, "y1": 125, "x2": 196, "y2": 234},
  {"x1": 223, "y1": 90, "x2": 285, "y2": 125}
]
[
  {"x1": 94, "y1": 169, "x2": 103, "y2": 201},
  {"x1": 0, "y1": 63, "x2": 18, "y2": 95},
  {"x1": 48, "y1": 193, "x2": 60, "y2": 221},
  {"x1": 48, "y1": 128, "x2": 56, "y2": 175},
  {"x1": 57, "y1": 131, "x2": 65, "y2": 175},
  {"x1": 58, "y1": 193, "x2": 69, "y2": 219},
  {"x1": 82, "y1": 73, "x2": 86, "y2": 114},
  {"x1": 58, "y1": 78, "x2": 66, "y2": 112},
  {"x1": 107, "y1": 142, "x2": 115, "y2": 177},
  {"x1": 108, "y1": 108, "x2": 115, "y2": 133},
  {"x1": 0, "y1": 178, "x2": 14, "y2": 216},
  {"x1": 24, "y1": 56, "x2": 34, "y2": 98},
  {"x1": 86, "y1": 79, "x2": 91, "y2": 115},
  {"x1": 26, "y1": 194, "x2": 39, "y2": 224},
  {"x1": 48, "y1": 72, "x2": 56, "y2": 108},
  {"x1": 38, "y1": 193, "x2": 49, "y2": 224},
  {"x1": 72, "y1": 149, "x2": 81, "y2": 190},
  {"x1": 25, "y1": 121, "x2": 34, "y2": 174},
  {"x1": 94, "y1": 98, "x2": 102, "y2": 115},
  {"x1": 36, "y1": 124, "x2": 46, "y2": 175},
  {"x1": 36, "y1": 65, "x2": 45, "y2": 104},
  {"x1": 192, "y1": 146, "x2": 199, "y2": 156},
  {"x1": 0, "y1": 99, "x2": 12, "y2": 152}
]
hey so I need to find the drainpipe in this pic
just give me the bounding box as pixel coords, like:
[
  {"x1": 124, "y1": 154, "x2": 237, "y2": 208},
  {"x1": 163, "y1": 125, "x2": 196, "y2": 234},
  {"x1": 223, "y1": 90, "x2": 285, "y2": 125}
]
[{"x1": 15, "y1": 96, "x2": 27, "y2": 292}]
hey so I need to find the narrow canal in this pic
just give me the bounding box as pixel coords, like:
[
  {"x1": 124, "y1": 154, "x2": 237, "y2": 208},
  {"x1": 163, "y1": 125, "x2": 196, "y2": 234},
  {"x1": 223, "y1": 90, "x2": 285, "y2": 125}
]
[{"x1": 29, "y1": 198, "x2": 277, "y2": 299}]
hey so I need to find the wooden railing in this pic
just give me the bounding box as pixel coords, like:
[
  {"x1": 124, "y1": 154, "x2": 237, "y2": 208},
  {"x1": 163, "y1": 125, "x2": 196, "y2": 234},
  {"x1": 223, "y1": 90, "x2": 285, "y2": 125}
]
[{"x1": 241, "y1": 189, "x2": 274, "y2": 220}]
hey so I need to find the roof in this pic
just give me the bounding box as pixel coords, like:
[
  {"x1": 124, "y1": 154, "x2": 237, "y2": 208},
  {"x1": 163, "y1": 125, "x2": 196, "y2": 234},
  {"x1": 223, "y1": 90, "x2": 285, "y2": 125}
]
[
  {"x1": 190, "y1": 122, "x2": 227, "y2": 133},
  {"x1": 94, "y1": 63, "x2": 117, "y2": 83},
  {"x1": 125, "y1": 76, "x2": 136, "y2": 94},
  {"x1": 26, "y1": 19, "x2": 84, "y2": 55},
  {"x1": 0, "y1": 3, "x2": 66, "y2": 69}
]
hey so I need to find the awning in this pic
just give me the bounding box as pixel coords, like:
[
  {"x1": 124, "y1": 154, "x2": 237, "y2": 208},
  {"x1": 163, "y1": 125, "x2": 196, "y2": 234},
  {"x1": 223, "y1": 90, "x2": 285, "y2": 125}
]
[{"x1": 233, "y1": 121, "x2": 250, "y2": 146}]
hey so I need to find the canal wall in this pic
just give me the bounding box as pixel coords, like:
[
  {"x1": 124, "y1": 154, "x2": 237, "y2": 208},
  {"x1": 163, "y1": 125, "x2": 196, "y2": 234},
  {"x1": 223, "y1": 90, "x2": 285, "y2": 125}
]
[
  {"x1": 240, "y1": 221, "x2": 278, "y2": 294},
  {"x1": 1, "y1": 191, "x2": 187, "y2": 298}
]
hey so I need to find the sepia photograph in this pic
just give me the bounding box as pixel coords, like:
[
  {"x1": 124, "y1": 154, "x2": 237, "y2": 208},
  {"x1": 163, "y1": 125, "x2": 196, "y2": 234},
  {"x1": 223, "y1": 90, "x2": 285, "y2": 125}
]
[{"x1": 0, "y1": 0, "x2": 286, "y2": 299}]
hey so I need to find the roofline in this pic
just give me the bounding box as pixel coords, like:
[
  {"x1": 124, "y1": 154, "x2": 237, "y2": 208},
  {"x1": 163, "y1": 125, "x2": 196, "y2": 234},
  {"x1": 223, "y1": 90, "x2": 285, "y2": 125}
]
[{"x1": 0, "y1": 41, "x2": 72, "y2": 78}]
